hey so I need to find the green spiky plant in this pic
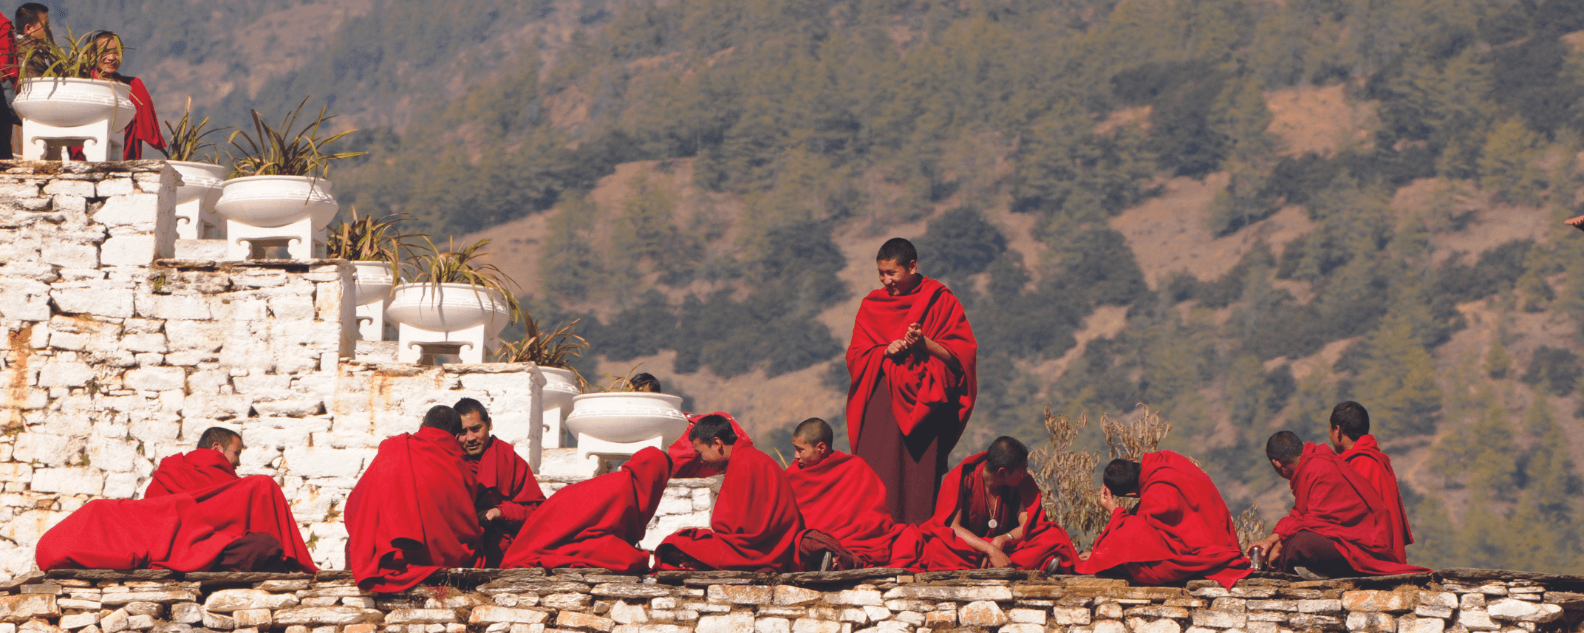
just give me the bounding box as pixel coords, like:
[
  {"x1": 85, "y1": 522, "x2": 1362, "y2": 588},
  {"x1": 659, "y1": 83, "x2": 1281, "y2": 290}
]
[
  {"x1": 158, "y1": 97, "x2": 228, "y2": 163},
  {"x1": 405, "y1": 237, "x2": 523, "y2": 324},
  {"x1": 226, "y1": 97, "x2": 366, "y2": 179},
  {"x1": 325, "y1": 208, "x2": 413, "y2": 265},
  {"x1": 17, "y1": 27, "x2": 117, "y2": 79},
  {"x1": 496, "y1": 317, "x2": 589, "y2": 379}
]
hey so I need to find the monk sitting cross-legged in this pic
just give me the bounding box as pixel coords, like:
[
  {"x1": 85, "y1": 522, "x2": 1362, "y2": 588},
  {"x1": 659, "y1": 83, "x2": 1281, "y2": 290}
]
[
  {"x1": 345, "y1": 406, "x2": 483, "y2": 593},
  {"x1": 656, "y1": 414, "x2": 803, "y2": 572},
  {"x1": 454, "y1": 398, "x2": 547, "y2": 568},
  {"x1": 786, "y1": 417, "x2": 913, "y2": 570},
  {"x1": 1247, "y1": 432, "x2": 1428, "y2": 578},
  {"x1": 501, "y1": 447, "x2": 673, "y2": 574},
  {"x1": 145, "y1": 426, "x2": 245, "y2": 498},
  {"x1": 1328, "y1": 401, "x2": 1414, "y2": 564},
  {"x1": 1075, "y1": 452, "x2": 1252, "y2": 589},
  {"x1": 910, "y1": 437, "x2": 1077, "y2": 572}
]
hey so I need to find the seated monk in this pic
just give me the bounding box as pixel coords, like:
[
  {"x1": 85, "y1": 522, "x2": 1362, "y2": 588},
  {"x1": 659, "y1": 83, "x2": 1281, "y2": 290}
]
[
  {"x1": 1248, "y1": 432, "x2": 1429, "y2": 578},
  {"x1": 145, "y1": 427, "x2": 244, "y2": 497},
  {"x1": 345, "y1": 406, "x2": 482, "y2": 593},
  {"x1": 1076, "y1": 452, "x2": 1252, "y2": 589},
  {"x1": 910, "y1": 436, "x2": 1077, "y2": 572},
  {"x1": 455, "y1": 398, "x2": 546, "y2": 568},
  {"x1": 666, "y1": 410, "x2": 755, "y2": 478},
  {"x1": 1329, "y1": 401, "x2": 1414, "y2": 564},
  {"x1": 656, "y1": 414, "x2": 802, "y2": 571},
  {"x1": 501, "y1": 447, "x2": 672, "y2": 574},
  {"x1": 786, "y1": 417, "x2": 911, "y2": 570},
  {"x1": 36, "y1": 432, "x2": 316, "y2": 573}
]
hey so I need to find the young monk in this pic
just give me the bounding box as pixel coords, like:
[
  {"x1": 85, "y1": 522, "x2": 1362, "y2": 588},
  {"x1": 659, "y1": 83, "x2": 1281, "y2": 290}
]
[
  {"x1": 501, "y1": 447, "x2": 672, "y2": 574},
  {"x1": 345, "y1": 406, "x2": 482, "y2": 593},
  {"x1": 846, "y1": 238, "x2": 978, "y2": 524},
  {"x1": 786, "y1": 417, "x2": 912, "y2": 570},
  {"x1": 911, "y1": 436, "x2": 1077, "y2": 572},
  {"x1": 83, "y1": 32, "x2": 164, "y2": 159},
  {"x1": 656, "y1": 415, "x2": 803, "y2": 571},
  {"x1": 666, "y1": 411, "x2": 755, "y2": 478},
  {"x1": 1248, "y1": 431, "x2": 1428, "y2": 578},
  {"x1": 1329, "y1": 401, "x2": 1414, "y2": 564},
  {"x1": 144, "y1": 427, "x2": 245, "y2": 497},
  {"x1": 1076, "y1": 452, "x2": 1252, "y2": 589},
  {"x1": 455, "y1": 398, "x2": 546, "y2": 568},
  {"x1": 13, "y1": 4, "x2": 52, "y2": 80}
]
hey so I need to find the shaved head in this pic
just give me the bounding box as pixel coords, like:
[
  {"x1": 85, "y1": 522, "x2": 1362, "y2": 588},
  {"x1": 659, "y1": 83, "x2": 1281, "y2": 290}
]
[
  {"x1": 197, "y1": 426, "x2": 240, "y2": 451},
  {"x1": 987, "y1": 436, "x2": 1029, "y2": 472},
  {"x1": 1103, "y1": 458, "x2": 1142, "y2": 496},
  {"x1": 793, "y1": 417, "x2": 833, "y2": 447},
  {"x1": 877, "y1": 237, "x2": 918, "y2": 266},
  {"x1": 1266, "y1": 431, "x2": 1304, "y2": 465}
]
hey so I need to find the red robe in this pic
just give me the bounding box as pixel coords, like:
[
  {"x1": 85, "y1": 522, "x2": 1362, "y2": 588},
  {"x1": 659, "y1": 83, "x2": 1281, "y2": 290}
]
[
  {"x1": 908, "y1": 452, "x2": 1077, "y2": 572},
  {"x1": 666, "y1": 412, "x2": 755, "y2": 478},
  {"x1": 466, "y1": 437, "x2": 546, "y2": 568},
  {"x1": 344, "y1": 426, "x2": 482, "y2": 593},
  {"x1": 1338, "y1": 435, "x2": 1414, "y2": 564},
  {"x1": 70, "y1": 74, "x2": 165, "y2": 160},
  {"x1": 657, "y1": 445, "x2": 803, "y2": 571},
  {"x1": 1075, "y1": 451, "x2": 1251, "y2": 589},
  {"x1": 145, "y1": 449, "x2": 239, "y2": 498},
  {"x1": 36, "y1": 475, "x2": 317, "y2": 572},
  {"x1": 500, "y1": 447, "x2": 671, "y2": 573},
  {"x1": 1274, "y1": 443, "x2": 1428, "y2": 575},
  {"x1": 845, "y1": 277, "x2": 977, "y2": 446},
  {"x1": 786, "y1": 451, "x2": 910, "y2": 567}
]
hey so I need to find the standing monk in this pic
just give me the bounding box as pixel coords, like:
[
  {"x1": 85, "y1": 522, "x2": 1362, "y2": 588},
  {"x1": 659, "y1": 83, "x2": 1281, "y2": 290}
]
[
  {"x1": 454, "y1": 398, "x2": 546, "y2": 568},
  {"x1": 656, "y1": 415, "x2": 803, "y2": 571},
  {"x1": 501, "y1": 447, "x2": 672, "y2": 574},
  {"x1": 1328, "y1": 401, "x2": 1414, "y2": 564},
  {"x1": 145, "y1": 427, "x2": 244, "y2": 497},
  {"x1": 1076, "y1": 453, "x2": 1252, "y2": 589},
  {"x1": 1248, "y1": 432, "x2": 1428, "y2": 578},
  {"x1": 786, "y1": 418, "x2": 911, "y2": 570},
  {"x1": 911, "y1": 437, "x2": 1077, "y2": 572},
  {"x1": 345, "y1": 406, "x2": 482, "y2": 593},
  {"x1": 847, "y1": 238, "x2": 977, "y2": 524}
]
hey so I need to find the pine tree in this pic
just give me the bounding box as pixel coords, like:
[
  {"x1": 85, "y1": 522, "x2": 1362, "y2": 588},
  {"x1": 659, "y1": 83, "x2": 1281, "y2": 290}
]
[
  {"x1": 1352, "y1": 312, "x2": 1443, "y2": 440},
  {"x1": 1479, "y1": 117, "x2": 1547, "y2": 204}
]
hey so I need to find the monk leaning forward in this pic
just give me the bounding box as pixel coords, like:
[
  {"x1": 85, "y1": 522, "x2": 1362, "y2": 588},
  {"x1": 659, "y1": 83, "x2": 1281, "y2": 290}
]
[
  {"x1": 667, "y1": 411, "x2": 755, "y2": 478},
  {"x1": 1329, "y1": 401, "x2": 1414, "y2": 564},
  {"x1": 501, "y1": 447, "x2": 672, "y2": 574},
  {"x1": 909, "y1": 437, "x2": 1077, "y2": 572},
  {"x1": 656, "y1": 415, "x2": 803, "y2": 572},
  {"x1": 455, "y1": 398, "x2": 546, "y2": 568},
  {"x1": 786, "y1": 417, "x2": 912, "y2": 570}
]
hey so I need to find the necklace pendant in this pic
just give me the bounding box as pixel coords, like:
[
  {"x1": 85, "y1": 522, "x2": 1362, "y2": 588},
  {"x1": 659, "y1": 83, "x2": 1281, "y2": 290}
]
[{"x1": 987, "y1": 519, "x2": 998, "y2": 530}]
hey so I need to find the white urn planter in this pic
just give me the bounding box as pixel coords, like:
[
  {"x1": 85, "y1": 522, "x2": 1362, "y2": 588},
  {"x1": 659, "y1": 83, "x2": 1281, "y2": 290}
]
[
  {"x1": 14, "y1": 78, "x2": 135, "y2": 161},
  {"x1": 350, "y1": 261, "x2": 395, "y2": 341},
  {"x1": 214, "y1": 175, "x2": 338, "y2": 260},
  {"x1": 385, "y1": 282, "x2": 511, "y2": 364},
  {"x1": 168, "y1": 161, "x2": 227, "y2": 240},
  {"x1": 538, "y1": 367, "x2": 581, "y2": 449},
  {"x1": 565, "y1": 392, "x2": 688, "y2": 465}
]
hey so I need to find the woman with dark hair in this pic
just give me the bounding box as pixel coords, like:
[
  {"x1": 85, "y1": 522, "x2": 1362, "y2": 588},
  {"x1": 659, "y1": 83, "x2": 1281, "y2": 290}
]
[{"x1": 80, "y1": 31, "x2": 164, "y2": 159}]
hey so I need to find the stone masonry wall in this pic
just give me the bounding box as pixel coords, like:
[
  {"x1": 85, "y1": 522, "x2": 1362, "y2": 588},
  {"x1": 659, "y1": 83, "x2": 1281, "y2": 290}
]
[{"x1": 1, "y1": 567, "x2": 1580, "y2": 633}]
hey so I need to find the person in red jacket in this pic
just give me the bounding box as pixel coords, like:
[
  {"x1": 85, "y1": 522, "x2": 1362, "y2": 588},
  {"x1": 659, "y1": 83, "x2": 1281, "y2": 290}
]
[
  {"x1": 1328, "y1": 401, "x2": 1414, "y2": 564},
  {"x1": 144, "y1": 427, "x2": 245, "y2": 498},
  {"x1": 454, "y1": 398, "x2": 546, "y2": 568},
  {"x1": 656, "y1": 414, "x2": 803, "y2": 571}
]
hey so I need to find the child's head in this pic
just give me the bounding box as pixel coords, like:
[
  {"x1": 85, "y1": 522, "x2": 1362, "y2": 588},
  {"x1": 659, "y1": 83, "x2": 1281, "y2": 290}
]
[
  {"x1": 791, "y1": 417, "x2": 834, "y2": 468},
  {"x1": 876, "y1": 238, "x2": 921, "y2": 296}
]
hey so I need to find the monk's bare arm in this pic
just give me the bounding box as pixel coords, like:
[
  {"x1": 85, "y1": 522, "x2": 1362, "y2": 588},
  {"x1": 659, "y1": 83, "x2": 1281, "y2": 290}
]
[
  {"x1": 920, "y1": 336, "x2": 963, "y2": 373},
  {"x1": 950, "y1": 512, "x2": 1007, "y2": 562}
]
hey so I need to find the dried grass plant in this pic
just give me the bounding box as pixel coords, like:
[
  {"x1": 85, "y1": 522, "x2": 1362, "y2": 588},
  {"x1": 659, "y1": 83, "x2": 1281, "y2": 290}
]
[
  {"x1": 1234, "y1": 503, "x2": 1269, "y2": 551},
  {"x1": 227, "y1": 97, "x2": 366, "y2": 179},
  {"x1": 159, "y1": 97, "x2": 227, "y2": 163}
]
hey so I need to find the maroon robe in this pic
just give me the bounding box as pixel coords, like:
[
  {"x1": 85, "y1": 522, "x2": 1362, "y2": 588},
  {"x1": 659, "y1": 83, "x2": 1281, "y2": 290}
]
[{"x1": 465, "y1": 437, "x2": 546, "y2": 568}]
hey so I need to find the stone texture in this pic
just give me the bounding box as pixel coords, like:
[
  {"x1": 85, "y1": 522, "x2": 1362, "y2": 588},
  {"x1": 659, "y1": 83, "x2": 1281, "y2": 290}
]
[
  {"x1": 959, "y1": 601, "x2": 1008, "y2": 627},
  {"x1": 1344, "y1": 592, "x2": 1413, "y2": 614},
  {"x1": 469, "y1": 608, "x2": 548, "y2": 625}
]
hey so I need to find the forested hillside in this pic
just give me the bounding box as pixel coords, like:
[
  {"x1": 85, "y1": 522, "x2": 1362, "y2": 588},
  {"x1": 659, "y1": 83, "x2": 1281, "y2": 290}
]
[{"x1": 75, "y1": 0, "x2": 1584, "y2": 572}]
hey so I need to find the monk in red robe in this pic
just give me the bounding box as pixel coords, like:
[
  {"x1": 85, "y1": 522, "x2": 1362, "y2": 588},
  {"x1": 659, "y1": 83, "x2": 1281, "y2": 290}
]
[
  {"x1": 501, "y1": 447, "x2": 672, "y2": 574},
  {"x1": 454, "y1": 398, "x2": 546, "y2": 568},
  {"x1": 0, "y1": 10, "x2": 19, "y2": 159},
  {"x1": 345, "y1": 406, "x2": 482, "y2": 593},
  {"x1": 666, "y1": 411, "x2": 755, "y2": 478},
  {"x1": 1328, "y1": 401, "x2": 1414, "y2": 564},
  {"x1": 145, "y1": 427, "x2": 244, "y2": 498},
  {"x1": 656, "y1": 415, "x2": 803, "y2": 572},
  {"x1": 1076, "y1": 452, "x2": 1252, "y2": 589},
  {"x1": 66, "y1": 32, "x2": 164, "y2": 160},
  {"x1": 786, "y1": 417, "x2": 912, "y2": 570},
  {"x1": 1248, "y1": 432, "x2": 1429, "y2": 578},
  {"x1": 910, "y1": 437, "x2": 1077, "y2": 572},
  {"x1": 847, "y1": 238, "x2": 977, "y2": 524}
]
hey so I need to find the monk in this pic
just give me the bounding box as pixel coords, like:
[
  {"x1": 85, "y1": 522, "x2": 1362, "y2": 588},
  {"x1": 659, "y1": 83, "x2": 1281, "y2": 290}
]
[
  {"x1": 910, "y1": 437, "x2": 1077, "y2": 572},
  {"x1": 36, "y1": 432, "x2": 315, "y2": 573},
  {"x1": 656, "y1": 414, "x2": 803, "y2": 571},
  {"x1": 13, "y1": 4, "x2": 52, "y2": 80},
  {"x1": 1075, "y1": 453, "x2": 1252, "y2": 589},
  {"x1": 345, "y1": 406, "x2": 482, "y2": 593},
  {"x1": 0, "y1": 9, "x2": 18, "y2": 159},
  {"x1": 66, "y1": 32, "x2": 164, "y2": 160},
  {"x1": 1329, "y1": 401, "x2": 1414, "y2": 564},
  {"x1": 667, "y1": 411, "x2": 755, "y2": 478},
  {"x1": 501, "y1": 447, "x2": 672, "y2": 574},
  {"x1": 1248, "y1": 432, "x2": 1429, "y2": 578},
  {"x1": 847, "y1": 237, "x2": 978, "y2": 524},
  {"x1": 454, "y1": 398, "x2": 546, "y2": 568},
  {"x1": 144, "y1": 427, "x2": 245, "y2": 497},
  {"x1": 786, "y1": 417, "x2": 911, "y2": 570}
]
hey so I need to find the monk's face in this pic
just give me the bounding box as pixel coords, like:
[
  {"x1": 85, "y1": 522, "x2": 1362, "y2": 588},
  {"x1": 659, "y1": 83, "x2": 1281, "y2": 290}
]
[
  {"x1": 986, "y1": 465, "x2": 1027, "y2": 489},
  {"x1": 458, "y1": 412, "x2": 492, "y2": 456},
  {"x1": 792, "y1": 437, "x2": 831, "y2": 468},
  {"x1": 1270, "y1": 458, "x2": 1299, "y2": 481},
  {"x1": 693, "y1": 438, "x2": 730, "y2": 468},
  {"x1": 95, "y1": 37, "x2": 122, "y2": 75},
  {"x1": 23, "y1": 15, "x2": 47, "y2": 38},
  {"x1": 876, "y1": 258, "x2": 920, "y2": 296},
  {"x1": 219, "y1": 437, "x2": 244, "y2": 468},
  {"x1": 1328, "y1": 425, "x2": 1346, "y2": 453}
]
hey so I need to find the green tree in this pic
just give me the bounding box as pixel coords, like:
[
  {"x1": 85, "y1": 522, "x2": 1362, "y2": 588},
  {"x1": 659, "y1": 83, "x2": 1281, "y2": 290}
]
[
  {"x1": 1350, "y1": 312, "x2": 1443, "y2": 440},
  {"x1": 1479, "y1": 117, "x2": 1547, "y2": 204}
]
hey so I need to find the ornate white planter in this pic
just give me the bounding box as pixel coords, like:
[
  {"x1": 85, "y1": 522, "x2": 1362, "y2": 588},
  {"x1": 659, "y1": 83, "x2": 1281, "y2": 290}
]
[
  {"x1": 168, "y1": 161, "x2": 227, "y2": 240},
  {"x1": 538, "y1": 367, "x2": 581, "y2": 449},
  {"x1": 14, "y1": 78, "x2": 135, "y2": 161},
  {"x1": 385, "y1": 282, "x2": 511, "y2": 364},
  {"x1": 350, "y1": 261, "x2": 394, "y2": 341},
  {"x1": 565, "y1": 392, "x2": 688, "y2": 465},
  {"x1": 214, "y1": 175, "x2": 338, "y2": 260}
]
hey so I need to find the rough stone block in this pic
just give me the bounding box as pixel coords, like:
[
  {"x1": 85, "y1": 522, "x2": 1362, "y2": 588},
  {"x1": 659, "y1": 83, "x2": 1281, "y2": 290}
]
[
  {"x1": 1400, "y1": 615, "x2": 1446, "y2": 633},
  {"x1": 59, "y1": 614, "x2": 98, "y2": 630},
  {"x1": 790, "y1": 618, "x2": 842, "y2": 633},
  {"x1": 41, "y1": 243, "x2": 98, "y2": 270},
  {"x1": 230, "y1": 611, "x2": 270, "y2": 628},
  {"x1": 958, "y1": 601, "x2": 1008, "y2": 628},
  {"x1": 169, "y1": 604, "x2": 201, "y2": 625},
  {"x1": 1301, "y1": 600, "x2": 1344, "y2": 614},
  {"x1": 707, "y1": 586, "x2": 771, "y2": 605},
  {"x1": 31, "y1": 468, "x2": 104, "y2": 495},
  {"x1": 1130, "y1": 619, "x2": 1184, "y2": 633},
  {"x1": 272, "y1": 608, "x2": 380, "y2": 626},
  {"x1": 101, "y1": 235, "x2": 160, "y2": 267},
  {"x1": 554, "y1": 611, "x2": 612, "y2": 632},
  {"x1": 0, "y1": 594, "x2": 59, "y2": 623},
  {"x1": 37, "y1": 362, "x2": 95, "y2": 388},
  {"x1": 94, "y1": 193, "x2": 161, "y2": 226},
  {"x1": 1461, "y1": 595, "x2": 1486, "y2": 611},
  {"x1": 695, "y1": 612, "x2": 752, "y2": 633},
  {"x1": 882, "y1": 585, "x2": 1013, "y2": 602},
  {"x1": 1348, "y1": 612, "x2": 1395, "y2": 632},
  {"x1": 1458, "y1": 610, "x2": 1498, "y2": 632},
  {"x1": 772, "y1": 587, "x2": 821, "y2": 606},
  {"x1": 282, "y1": 447, "x2": 366, "y2": 478},
  {"x1": 1344, "y1": 592, "x2": 1413, "y2": 614},
  {"x1": 124, "y1": 367, "x2": 185, "y2": 392},
  {"x1": 1010, "y1": 609, "x2": 1048, "y2": 625},
  {"x1": 542, "y1": 594, "x2": 591, "y2": 611},
  {"x1": 386, "y1": 611, "x2": 456, "y2": 625},
  {"x1": 203, "y1": 591, "x2": 298, "y2": 614},
  {"x1": 468, "y1": 608, "x2": 546, "y2": 626},
  {"x1": 828, "y1": 590, "x2": 883, "y2": 607},
  {"x1": 754, "y1": 617, "x2": 790, "y2": 633},
  {"x1": 1192, "y1": 610, "x2": 1247, "y2": 629},
  {"x1": 1053, "y1": 607, "x2": 1093, "y2": 625}
]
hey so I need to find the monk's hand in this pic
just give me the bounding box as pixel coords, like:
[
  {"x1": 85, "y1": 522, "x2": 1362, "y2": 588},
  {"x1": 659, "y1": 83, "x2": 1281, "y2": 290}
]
[
  {"x1": 986, "y1": 549, "x2": 1014, "y2": 569},
  {"x1": 990, "y1": 534, "x2": 1012, "y2": 551},
  {"x1": 1079, "y1": 551, "x2": 1092, "y2": 561},
  {"x1": 886, "y1": 338, "x2": 909, "y2": 357},
  {"x1": 485, "y1": 508, "x2": 502, "y2": 522},
  {"x1": 1099, "y1": 485, "x2": 1118, "y2": 513},
  {"x1": 1250, "y1": 533, "x2": 1281, "y2": 562},
  {"x1": 904, "y1": 323, "x2": 924, "y2": 348}
]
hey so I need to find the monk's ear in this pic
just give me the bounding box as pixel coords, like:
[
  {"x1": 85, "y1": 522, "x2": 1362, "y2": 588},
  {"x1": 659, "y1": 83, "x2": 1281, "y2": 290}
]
[{"x1": 816, "y1": 442, "x2": 830, "y2": 453}]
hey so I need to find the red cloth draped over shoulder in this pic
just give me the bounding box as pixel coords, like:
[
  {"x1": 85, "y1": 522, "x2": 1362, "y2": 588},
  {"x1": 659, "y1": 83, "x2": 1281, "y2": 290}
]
[
  {"x1": 37, "y1": 475, "x2": 317, "y2": 572},
  {"x1": 145, "y1": 449, "x2": 239, "y2": 498},
  {"x1": 657, "y1": 445, "x2": 803, "y2": 571},
  {"x1": 1274, "y1": 443, "x2": 1427, "y2": 575},
  {"x1": 1338, "y1": 435, "x2": 1414, "y2": 564},
  {"x1": 468, "y1": 438, "x2": 546, "y2": 568},
  {"x1": 69, "y1": 74, "x2": 165, "y2": 160},
  {"x1": 845, "y1": 277, "x2": 977, "y2": 446},
  {"x1": 666, "y1": 412, "x2": 755, "y2": 478},
  {"x1": 787, "y1": 451, "x2": 909, "y2": 567},
  {"x1": 1075, "y1": 451, "x2": 1251, "y2": 589},
  {"x1": 907, "y1": 453, "x2": 1077, "y2": 572},
  {"x1": 345, "y1": 426, "x2": 482, "y2": 593},
  {"x1": 501, "y1": 447, "x2": 671, "y2": 574}
]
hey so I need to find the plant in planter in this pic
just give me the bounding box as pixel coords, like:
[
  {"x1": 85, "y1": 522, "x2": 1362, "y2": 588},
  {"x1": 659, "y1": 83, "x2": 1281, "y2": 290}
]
[
  {"x1": 565, "y1": 362, "x2": 688, "y2": 464},
  {"x1": 498, "y1": 317, "x2": 590, "y2": 449},
  {"x1": 386, "y1": 237, "x2": 522, "y2": 364},
  {"x1": 226, "y1": 98, "x2": 365, "y2": 179},
  {"x1": 160, "y1": 97, "x2": 226, "y2": 162},
  {"x1": 12, "y1": 28, "x2": 136, "y2": 161},
  {"x1": 160, "y1": 98, "x2": 230, "y2": 240},
  {"x1": 326, "y1": 209, "x2": 414, "y2": 341}
]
